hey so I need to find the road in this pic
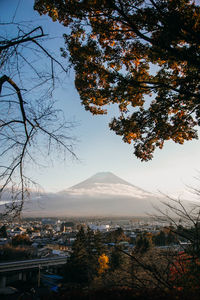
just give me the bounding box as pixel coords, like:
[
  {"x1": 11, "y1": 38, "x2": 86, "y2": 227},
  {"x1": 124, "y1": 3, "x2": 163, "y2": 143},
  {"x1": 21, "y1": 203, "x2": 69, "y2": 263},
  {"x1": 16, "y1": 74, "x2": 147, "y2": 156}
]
[{"x1": 0, "y1": 257, "x2": 68, "y2": 273}]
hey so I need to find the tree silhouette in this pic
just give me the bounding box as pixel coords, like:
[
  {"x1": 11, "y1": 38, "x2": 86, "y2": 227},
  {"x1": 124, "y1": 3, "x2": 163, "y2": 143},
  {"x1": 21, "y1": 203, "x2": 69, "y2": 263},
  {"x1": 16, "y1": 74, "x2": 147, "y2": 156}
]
[
  {"x1": 0, "y1": 20, "x2": 76, "y2": 218},
  {"x1": 64, "y1": 227, "x2": 105, "y2": 286}
]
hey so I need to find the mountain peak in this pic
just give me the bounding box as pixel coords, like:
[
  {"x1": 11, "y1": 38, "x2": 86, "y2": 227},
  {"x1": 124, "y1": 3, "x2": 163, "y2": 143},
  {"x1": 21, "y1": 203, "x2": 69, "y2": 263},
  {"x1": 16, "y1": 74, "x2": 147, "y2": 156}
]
[
  {"x1": 67, "y1": 171, "x2": 142, "y2": 190},
  {"x1": 90, "y1": 172, "x2": 124, "y2": 183},
  {"x1": 93, "y1": 171, "x2": 114, "y2": 177}
]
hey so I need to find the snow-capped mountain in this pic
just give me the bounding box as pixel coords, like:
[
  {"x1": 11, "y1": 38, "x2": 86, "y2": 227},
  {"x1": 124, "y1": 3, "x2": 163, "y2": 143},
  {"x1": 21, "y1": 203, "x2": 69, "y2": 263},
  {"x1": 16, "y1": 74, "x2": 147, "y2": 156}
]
[
  {"x1": 60, "y1": 172, "x2": 151, "y2": 199},
  {"x1": 21, "y1": 172, "x2": 161, "y2": 217}
]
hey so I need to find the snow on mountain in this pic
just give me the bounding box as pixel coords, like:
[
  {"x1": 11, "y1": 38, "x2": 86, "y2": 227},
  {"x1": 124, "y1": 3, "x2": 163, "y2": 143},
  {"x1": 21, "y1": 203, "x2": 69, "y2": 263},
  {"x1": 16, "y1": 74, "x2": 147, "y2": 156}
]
[
  {"x1": 68, "y1": 172, "x2": 137, "y2": 189},
  {"x1": 66, "y1": 183, "x2": 150, "y2": 199},
  {"x1": 60, "y1": 172, "x2": 151, "y2": 198}
]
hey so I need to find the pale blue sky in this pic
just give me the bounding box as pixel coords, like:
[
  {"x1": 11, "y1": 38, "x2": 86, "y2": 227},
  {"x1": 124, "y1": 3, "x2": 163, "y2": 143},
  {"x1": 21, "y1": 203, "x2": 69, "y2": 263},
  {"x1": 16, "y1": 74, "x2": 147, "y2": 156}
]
[{"x1": 1, "y1": 0, "x2": 200, "y2": 200}]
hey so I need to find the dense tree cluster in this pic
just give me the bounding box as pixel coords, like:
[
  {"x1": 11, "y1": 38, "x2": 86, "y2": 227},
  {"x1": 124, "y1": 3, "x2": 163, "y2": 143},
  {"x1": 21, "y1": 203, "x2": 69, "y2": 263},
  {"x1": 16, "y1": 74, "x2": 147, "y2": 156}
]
[
  {"x1": 63, "y1": 213, "x2": 200, "y2": 292},
  {"x1": 153, "y1": 229, "x2": 177, "y2": 247},
  {"x1": 105, "y1": 227, "x2": 129, "y2": 244},
  {"x1": 64, "y1": 227, "x2": 106, "y2": 286},
  {"x1": 64, "y1": 226, "x2": 128, "y2": 287},
  {"x1": 12, "y1": 233, "x2": 31, "y2": 246},
  {"x1": 135, "y1": 233, "x2": 152, "y2": 253},
  {"x1": 0, "y1": 244, "x2": 35, "y2": 262}
]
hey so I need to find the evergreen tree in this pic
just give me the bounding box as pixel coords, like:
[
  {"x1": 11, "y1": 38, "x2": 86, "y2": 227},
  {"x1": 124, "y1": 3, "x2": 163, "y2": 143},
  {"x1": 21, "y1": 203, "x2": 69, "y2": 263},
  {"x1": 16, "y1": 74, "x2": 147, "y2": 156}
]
[
  {"x1": 135, "y1": 233, "x2": 152, "y2": 253},
  {"x1": 65, "y1": 226, "x2": 89, "y2": 285},
  {"x1": 106, "y1": 227, "x2": 128, "y2": 244},
  {"x1": 166, "y1": 231, "x2": 177, "y2": 245},
  {"x1": 64, "y1": 226, "x2": 105, "y2": 286},
  {"x1": 110, "y1": 246, "x2": 123, "y2": 271},
  {"x1": 153, "y1": 231, "x2": 166, "y2": 246},
  {"x1": 86, "y1": 227, "x2": 95, "y2": 256},
  {"x1": 86, "y1": 227, "x2": 97, "y2": 281},
  {"x1": 93, "y1": 230, "x2": 105, "y2": 256},
  {"x1": 0, "y1": 225, "x2": 7, "y2": 238}
]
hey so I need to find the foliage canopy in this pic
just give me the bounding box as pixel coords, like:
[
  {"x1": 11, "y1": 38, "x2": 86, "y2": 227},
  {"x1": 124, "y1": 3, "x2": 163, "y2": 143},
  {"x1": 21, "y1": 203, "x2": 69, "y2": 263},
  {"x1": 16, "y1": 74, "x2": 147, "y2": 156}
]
[{"x1": 35, "y1": 0, "x2": 200, "y2": 160}]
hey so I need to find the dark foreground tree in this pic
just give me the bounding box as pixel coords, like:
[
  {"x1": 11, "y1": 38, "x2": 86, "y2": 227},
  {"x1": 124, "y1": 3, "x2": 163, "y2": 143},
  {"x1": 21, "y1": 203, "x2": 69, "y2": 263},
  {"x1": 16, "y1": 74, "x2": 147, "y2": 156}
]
[
  {"x1": 0, "y1": 225, "x2": 7, "y2": 238},
  {"x1": 135, "y1": 233, "x2": 153, "y2": 253},
  {"x1": 65, "y1": 227, "x2": 90, "y2": 285},
  {"x1": 0, "y1": 20, "x2": 76, "y2": 218},
  {"x1": 64, "y1": 227, "x2": 105, "y2": 286},
  {"x1": 35, "y1": 0, "x2": 200, "y2": 160}
]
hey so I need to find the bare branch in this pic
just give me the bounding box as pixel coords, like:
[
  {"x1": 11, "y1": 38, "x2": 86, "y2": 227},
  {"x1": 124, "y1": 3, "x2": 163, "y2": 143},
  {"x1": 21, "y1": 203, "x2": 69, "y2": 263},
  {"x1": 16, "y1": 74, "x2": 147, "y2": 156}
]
[{"x1": 0, "y1": 23, "x2": 77, "y2": 218}]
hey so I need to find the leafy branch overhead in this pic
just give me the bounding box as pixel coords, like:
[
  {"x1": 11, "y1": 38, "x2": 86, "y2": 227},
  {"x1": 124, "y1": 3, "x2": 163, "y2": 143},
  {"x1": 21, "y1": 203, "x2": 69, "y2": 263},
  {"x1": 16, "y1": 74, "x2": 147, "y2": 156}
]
[{"x1": 35, "y1": 0, "x2": 200, "y2": 160}]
